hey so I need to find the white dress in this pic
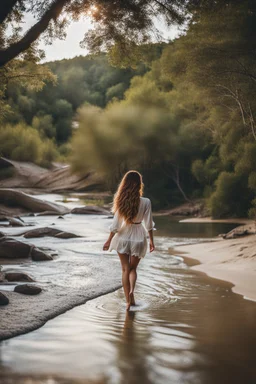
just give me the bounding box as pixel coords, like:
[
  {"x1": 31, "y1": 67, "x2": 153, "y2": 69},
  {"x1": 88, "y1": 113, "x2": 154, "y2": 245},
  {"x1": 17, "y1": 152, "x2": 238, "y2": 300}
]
[{"x1": 109, "y1": 197, "x2": 155, "y2": 258}]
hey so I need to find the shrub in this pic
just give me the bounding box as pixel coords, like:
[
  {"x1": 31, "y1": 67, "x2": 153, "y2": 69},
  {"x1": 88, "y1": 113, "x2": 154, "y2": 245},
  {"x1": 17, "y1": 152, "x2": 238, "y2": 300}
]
[
  {"x1": 248, "y1": 198, "x2": 256, "y2": 220},
  {"x1": 0, "y1": 123, "x2": 57, "y2": 167},
  {"x1": 209, "y1": 172, "x2": 253, "y2": 218}
]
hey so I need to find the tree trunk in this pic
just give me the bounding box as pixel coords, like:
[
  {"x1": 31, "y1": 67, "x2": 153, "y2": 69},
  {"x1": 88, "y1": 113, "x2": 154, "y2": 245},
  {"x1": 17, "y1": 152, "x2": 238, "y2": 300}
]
[{"x1": 171, "y1": 166, "x2": 192, "y2": 203}]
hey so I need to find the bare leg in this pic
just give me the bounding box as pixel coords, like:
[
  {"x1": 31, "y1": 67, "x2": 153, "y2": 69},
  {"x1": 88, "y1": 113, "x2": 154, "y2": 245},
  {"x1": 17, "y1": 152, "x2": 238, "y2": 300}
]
[
  {"x1": 118, "y1": 252, "x2": 131, "y2": 310},
  {"x1": 129, "y1": 256, "x2": 141, "y2": 306}
]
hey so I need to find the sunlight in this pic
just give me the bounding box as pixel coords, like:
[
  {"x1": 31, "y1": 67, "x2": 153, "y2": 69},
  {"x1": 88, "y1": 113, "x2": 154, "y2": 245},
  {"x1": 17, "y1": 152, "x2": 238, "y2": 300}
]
[{"x1": 87, "y1": 5, "x2": 99, "y2": 18}]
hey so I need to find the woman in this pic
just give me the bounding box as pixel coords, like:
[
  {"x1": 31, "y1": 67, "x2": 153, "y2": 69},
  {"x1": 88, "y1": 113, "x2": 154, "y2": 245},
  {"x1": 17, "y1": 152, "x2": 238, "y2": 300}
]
[{"x1": 103, "y1": 170, "x2": 155, "y2": 311}]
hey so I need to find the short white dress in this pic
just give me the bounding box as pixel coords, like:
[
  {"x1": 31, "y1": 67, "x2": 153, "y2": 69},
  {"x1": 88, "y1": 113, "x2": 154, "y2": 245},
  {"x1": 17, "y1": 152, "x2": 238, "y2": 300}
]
[{"x1": 109, "y1": 197, "x2": 155, "y2": 258}]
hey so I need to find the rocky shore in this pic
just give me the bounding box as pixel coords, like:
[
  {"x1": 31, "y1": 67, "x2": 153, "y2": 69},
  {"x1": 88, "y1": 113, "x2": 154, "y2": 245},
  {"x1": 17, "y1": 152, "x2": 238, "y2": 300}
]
[{"x1": 0, "y1": 187, "x2": 120, "y2": 340}]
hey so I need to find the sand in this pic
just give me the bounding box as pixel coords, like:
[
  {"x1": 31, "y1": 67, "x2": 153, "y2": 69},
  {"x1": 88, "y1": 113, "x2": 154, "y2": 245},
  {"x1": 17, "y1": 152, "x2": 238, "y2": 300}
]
[{"x1": 173, "y1": 232, "x2": 256, "y2": 302}]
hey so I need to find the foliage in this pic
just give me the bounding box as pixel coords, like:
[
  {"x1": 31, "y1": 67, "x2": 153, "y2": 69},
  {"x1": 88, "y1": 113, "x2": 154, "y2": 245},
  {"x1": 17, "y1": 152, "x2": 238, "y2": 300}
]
[
  {"x1": 70, "y1": 0, "x2": 256, "y2": 215},
  {"x1": 4, "y1": 54, "x2": 148, "y2": 144},
  {"x1": 71, "y1": 98, "x2": 205, "y2": 204},
  {"x1": 1, "y1": 1, "x2": 256, "y2": 216},
  {"x1": 0, "y1": 123, "x2": 57, "y2": 167},
  {"x1": 209, "y1": 172, "x2": 254, "y2": 218},
  {"x1": 0, "y1": 0, "x2": 191, "y2": 67},
  {"x1": 248, "y1": 198, "x2": 256, "y2": 220}
]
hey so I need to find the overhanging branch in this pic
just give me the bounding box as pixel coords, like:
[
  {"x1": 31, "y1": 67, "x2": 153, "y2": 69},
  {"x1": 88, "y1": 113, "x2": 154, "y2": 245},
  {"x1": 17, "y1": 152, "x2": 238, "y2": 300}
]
[
  {"x1": 0, "y1": 0, "x2": 20, "y2": 24},
  {"x1": 0, "y1": 0, "x2": 71, "y2": 68}
]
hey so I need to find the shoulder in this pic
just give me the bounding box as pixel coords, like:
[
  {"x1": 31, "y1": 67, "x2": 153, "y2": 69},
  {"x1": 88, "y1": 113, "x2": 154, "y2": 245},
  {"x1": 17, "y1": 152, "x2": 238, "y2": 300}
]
[{"x1": 140, "y1": 197, "x2": 151, "y2": 206}]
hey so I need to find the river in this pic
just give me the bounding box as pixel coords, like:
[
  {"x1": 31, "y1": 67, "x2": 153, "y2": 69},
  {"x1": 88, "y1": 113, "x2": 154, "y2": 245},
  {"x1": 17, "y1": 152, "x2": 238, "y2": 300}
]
[{"x1": 0, "y1": 194, "x2": 256, "y2": 384}]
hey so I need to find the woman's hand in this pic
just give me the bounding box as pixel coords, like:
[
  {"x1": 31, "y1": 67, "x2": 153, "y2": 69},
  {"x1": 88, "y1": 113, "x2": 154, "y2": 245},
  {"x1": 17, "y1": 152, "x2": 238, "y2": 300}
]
[
  {"x1": 103, "y1": 240, "x2": 111, "y2": 251},
  {"x1": 149, "y1": 240, "x2": 155, "y2": 252}
]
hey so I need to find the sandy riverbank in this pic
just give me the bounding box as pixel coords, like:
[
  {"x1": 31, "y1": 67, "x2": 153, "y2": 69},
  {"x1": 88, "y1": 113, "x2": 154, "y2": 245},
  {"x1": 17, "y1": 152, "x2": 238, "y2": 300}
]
[{"x1": 172, "y1": 223, "x2": 256, "y2": 301}]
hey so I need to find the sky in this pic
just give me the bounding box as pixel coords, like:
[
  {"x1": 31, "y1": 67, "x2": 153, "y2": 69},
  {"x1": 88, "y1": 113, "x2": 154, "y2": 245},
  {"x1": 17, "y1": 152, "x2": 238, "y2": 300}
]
[{"x1": 24, "y1": 13, "x2": 180, "y2": 62}]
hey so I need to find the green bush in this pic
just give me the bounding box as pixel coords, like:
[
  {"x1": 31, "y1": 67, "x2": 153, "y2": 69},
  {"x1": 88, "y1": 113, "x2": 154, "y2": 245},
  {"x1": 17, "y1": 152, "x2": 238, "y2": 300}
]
[
  {"x1": 0, "y1": 123, "x2": 57, "y2": 167},
  {"x1": 209, "y1": 172, "x2": 253, "y2": 218},
  {"x1": 248, "y1": 198, "x2": 256, "y2": 220}
]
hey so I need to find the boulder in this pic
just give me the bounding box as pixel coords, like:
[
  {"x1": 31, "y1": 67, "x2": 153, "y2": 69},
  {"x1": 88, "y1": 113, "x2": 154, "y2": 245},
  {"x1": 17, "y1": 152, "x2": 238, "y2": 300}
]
[
  {"x1": 71, "y1": 206, "x2": 110, "y2": 215},
  {"x1": 0, "y1": 272, "x2": 5, "y2": 282},
  {"x1": 54, "y1": 231, "x2": 80, "y2": 239},
  {"x1": 0, "y1": 231, "x2": 5, "y2": 238},
  {"x1": 0, "y1": 237, "x2": 53, "y2": 261},
  {"x1": 19, "y1": 227, "x2": 81, "y2": 239},
  {"x1": 0, "y1": 189, "x2": 70, "y2": 215},
  {"x1": 8, "y1": 217, "x2": 26, "y2": 227},
  {"x1": 37, "y1": 211, "x2": 64, "y2": 216},
  {"x1": 5, "y1": 272, "x2": 34, "y2": 282},
  {"x1": 0, "y1": 238, "x2": 31, "y2": 259},
  {"x1": 223, "y1": 229, "x2": 249, "y2": 239},
  {"x1": 0, "y1": 291, "x2": 9, "y2": 305},
  {"x1": 31, "y1": 248, "x2": 53, "y2": 261},
  {"x1": 14, "y1": 284, "x2": 42, "y2": 295}
]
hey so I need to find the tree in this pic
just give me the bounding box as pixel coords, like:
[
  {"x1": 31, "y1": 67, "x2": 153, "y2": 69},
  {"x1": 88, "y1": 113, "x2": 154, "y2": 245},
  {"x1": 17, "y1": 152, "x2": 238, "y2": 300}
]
[{"x1": 0, "y1": 0, "x2": 216, "y2": 68}]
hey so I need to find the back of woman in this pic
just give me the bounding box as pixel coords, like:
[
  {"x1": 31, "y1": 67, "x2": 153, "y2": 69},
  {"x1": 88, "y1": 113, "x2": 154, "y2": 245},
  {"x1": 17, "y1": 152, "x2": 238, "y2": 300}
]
[{"x1": 103, "y1": 170, "x2": 155, "y2": 310}]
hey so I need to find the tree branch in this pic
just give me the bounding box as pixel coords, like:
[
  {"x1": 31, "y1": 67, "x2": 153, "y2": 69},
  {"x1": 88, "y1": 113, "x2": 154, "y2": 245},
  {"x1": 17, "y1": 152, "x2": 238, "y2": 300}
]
[
  {"x1": 0, "y1": 0, "x2": 71, "y2": 68},
  {"x1": 0, "y1": 0, "x2": 20, "y2": 24}
]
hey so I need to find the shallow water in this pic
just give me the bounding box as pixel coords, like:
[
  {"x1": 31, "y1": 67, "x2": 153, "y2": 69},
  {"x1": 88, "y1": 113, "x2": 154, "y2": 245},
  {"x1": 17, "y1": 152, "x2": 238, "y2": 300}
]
[{"x1": 1, "y1": 195, "x2": 256, "y2": 384}]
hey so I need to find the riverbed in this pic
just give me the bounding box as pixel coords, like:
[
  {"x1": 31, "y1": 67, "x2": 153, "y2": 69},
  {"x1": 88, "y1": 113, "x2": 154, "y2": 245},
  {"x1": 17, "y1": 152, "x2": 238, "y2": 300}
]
[{"x1": 1, "y1": 194, "x2": 256, "y2": 384}]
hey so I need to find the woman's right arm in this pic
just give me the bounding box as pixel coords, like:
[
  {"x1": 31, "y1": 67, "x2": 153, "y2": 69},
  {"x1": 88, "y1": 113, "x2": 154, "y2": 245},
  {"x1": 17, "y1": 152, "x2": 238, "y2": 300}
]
[
  {"x1": 148, "y1": 230, "x2": 155, "y2": 252},
  {"x1": 103, "y1": 210, "x2": 123, "y2": 251}
]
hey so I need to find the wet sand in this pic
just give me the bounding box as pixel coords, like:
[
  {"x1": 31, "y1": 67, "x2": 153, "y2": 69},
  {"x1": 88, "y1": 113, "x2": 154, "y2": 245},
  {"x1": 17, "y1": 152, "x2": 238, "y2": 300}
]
[{"x1": 174, "y1": 234, "x2": 256, "y2": 301}]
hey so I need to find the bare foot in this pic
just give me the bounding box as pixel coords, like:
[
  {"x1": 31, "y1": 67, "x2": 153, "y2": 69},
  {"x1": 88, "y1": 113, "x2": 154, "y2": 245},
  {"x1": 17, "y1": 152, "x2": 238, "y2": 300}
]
[
  {"x1": 129, "y1": 292, "x2": 135, "y2": 306},
  {"x1": 126, "y1": 302, "x2": 131, "y2": 311}
]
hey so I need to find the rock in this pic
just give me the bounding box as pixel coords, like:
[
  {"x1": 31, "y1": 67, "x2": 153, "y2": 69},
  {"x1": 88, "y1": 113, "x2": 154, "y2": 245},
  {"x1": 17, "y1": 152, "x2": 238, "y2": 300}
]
[
  {"x1": 19, "y1": 227, "x2": 81, "y2": 239},
  {"x1": 0, "y1": 231, "x2": 5, "y2": 238},
  {"x1": 58, "y1": 216, "x2": 64, "y2": 219},
  {"x1": 0, "y1": 272, "x2": 5, "y2": 282},
  {"x1": 222, "y1": 224, "x2": 253, "y2": 239},
  {"x1": 54, "y1": 231, "x2": 79, "y2": 239},
  {"x1": 0, "y1": 291, "x2": 9, "y2": 305},
  {"x1": 5, "y1": 272, "x2": 34, "y2": 282},
  {"x1": 37, "y1": 211, "x2": 63, "y2": 216},
  {"x1": 71, "y1": 206, "x2": 110, "y2": 215},
  {"x1": 31, "y1": 248, "x2": 53, "y2": 261},
  {"x1": 14, "y1": 284, "x2": 42, "y2": 295},
  {"x1": 0, "y1": 216, "x2": 8, "y2": 221},
  {"x1": 0, "y1": 238, "x2": 31, "y2": 259},
  {"x1": 223, "y1": 229, "x2": 249, "y2": 239},
  {"x1": 156, "y1": 201, "x2": 206, "y2": 217},
  {"x1": 0, "y1": 189, "x2": 70, "y2": 215},
  {"x1": 0, "y1": 157, "x2": 106, "y2": 193},
  {"x1": 15, "y1": 216, "x2": 25, "y2": 222},
  {"x1": 8, "y1": 217, "x2": 26, "y2": 227}
]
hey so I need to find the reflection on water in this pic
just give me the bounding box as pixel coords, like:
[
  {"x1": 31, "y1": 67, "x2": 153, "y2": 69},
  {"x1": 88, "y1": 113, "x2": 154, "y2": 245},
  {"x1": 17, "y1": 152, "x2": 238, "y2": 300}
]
[
  {"x1": 155, "y1": 216, "x2": 239, "y2": 238},
  {"x1": 1, "y1": 245, "x2": 256, "y2": 384}
]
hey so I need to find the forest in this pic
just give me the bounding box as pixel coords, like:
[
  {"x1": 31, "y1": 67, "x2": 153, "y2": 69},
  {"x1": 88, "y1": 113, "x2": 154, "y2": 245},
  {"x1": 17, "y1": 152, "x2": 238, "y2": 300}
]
[{"x1": 0, "y1": 0, "x2": 256, "y2": 218}]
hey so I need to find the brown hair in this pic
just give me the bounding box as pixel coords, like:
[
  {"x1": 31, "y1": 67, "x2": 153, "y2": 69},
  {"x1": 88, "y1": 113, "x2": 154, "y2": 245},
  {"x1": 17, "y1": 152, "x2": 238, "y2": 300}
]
[{"x1": 112, "y1": 170, "x2": 144, "y2": 224}]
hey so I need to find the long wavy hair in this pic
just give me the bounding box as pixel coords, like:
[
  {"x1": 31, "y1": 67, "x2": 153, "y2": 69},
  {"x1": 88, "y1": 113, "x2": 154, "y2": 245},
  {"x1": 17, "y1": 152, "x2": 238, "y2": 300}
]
[{"x1": 112, "y1": 170, "x2": 144, "y2": 224}]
